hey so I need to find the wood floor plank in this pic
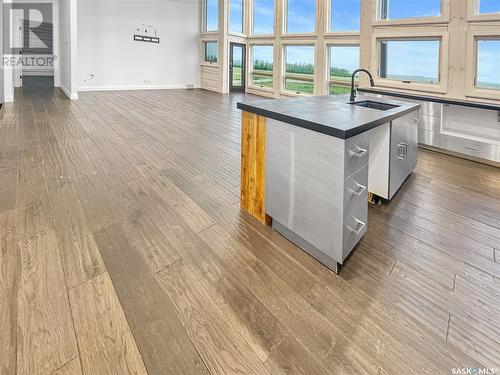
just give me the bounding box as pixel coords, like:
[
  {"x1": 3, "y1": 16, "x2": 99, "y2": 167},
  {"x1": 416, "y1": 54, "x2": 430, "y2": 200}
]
[
  {"x1": 156, "y1": 260, "x2": 270, "y2": 375},
  {"x1": 0, "y1": 209, "x2": 19, "y2": 292},
  {"x1": 447, "y1": 316, "x2": 500, "y2": 368},
  {"x1": 0, "y1": 286, "x2": 17, "y2": 375},
  {"x1": 69, "y1": 272, "x2": 147, "y2": 375},
  {"x1": 0, "y1": 167, "x2": 17, "y2": 212},
  {"x1": 17, "y1": 230, "x2": 78, "y2": 375},
  {"x1": 390, "y1": 260, "x2": 500, "y2": 343},
  {"x1": 264, "y1": 335, "x2": 330, "y2": 375},
  {"x1": 45, "y1": 176, "x2": 105, "y2": 288},
  {"x1": 199, "y1": 224, "x2": 381, "y2": 375},
  {"x1": 129, "y1": 171, "x2": 216, "y2": 233},
  {"x1": 93, "y1": 223, "x2": 209, "y2": 375},
  {"x1": 52, "y1": 357, "x2": 83, "y2": 375},
  {"x1": 178, "y1": 242, "x2": 290, "y2": 364},
  {"x1": 17, "y1": 157, "x2": 53, "y2": 239},
  {"x1": 366, "y1": 215, "x2": 500, "y2": 297}
]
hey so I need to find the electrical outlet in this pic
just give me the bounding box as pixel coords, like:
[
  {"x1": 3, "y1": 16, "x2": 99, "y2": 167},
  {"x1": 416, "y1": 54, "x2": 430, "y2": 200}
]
[{"x1": 144, "y1": 79, "x2": 151, "y2": 84}]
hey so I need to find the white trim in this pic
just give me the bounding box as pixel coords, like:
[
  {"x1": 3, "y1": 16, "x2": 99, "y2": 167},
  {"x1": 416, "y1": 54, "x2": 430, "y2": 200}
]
[
  {"x1": 4, "y1": 94, "x2": 14, "y2": 103},
  {"x1": 60, "y1": 84, "x2": 78, "y2": 99},
  {"x1": 77, "y1": 84, "x2": 202, "y2": 92}
]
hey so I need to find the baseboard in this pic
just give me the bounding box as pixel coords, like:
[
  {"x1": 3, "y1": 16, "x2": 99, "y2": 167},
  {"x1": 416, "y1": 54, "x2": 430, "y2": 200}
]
[
  {"x1": 77, "y1": 84, "x2": 201, "y2": 92},
  {"x1": 60, "y1": 85, "x2": 79, "y2": 100},
  {"x1": 4, "y1": 94, "x2": 14, "y2": 103}
]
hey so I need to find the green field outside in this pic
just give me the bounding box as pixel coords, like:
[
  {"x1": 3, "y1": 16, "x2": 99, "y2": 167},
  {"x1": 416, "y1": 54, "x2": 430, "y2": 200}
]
[
  {"x1": 329, "y1": 86, "x2": 351, "y2": 95},
  {"x1": 285, "y1": 79, "x2": 314, "y2": 94},
  {"x1": 252, "y1": 75, "x2": 273, "y2": 88},
  {"x1": 232, "y1": 66, "x2": 242, "y2": 86}
]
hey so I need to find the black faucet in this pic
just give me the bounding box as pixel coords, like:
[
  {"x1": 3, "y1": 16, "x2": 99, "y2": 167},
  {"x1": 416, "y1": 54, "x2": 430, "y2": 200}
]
[{"x1": 349, "y1": 69, "x2": 375, "y2": 102}]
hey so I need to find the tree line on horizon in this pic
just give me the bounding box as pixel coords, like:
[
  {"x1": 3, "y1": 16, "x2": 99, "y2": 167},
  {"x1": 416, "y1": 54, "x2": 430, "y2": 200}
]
[{"x1": 252, "y1": 60, "x2": 352, "y2": 77}]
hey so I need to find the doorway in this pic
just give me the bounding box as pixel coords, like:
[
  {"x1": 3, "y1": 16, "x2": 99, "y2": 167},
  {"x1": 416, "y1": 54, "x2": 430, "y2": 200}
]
[
  {"x1": 229, "y1": 43, "x2": 246, "y2": 92},
  {"x1": 21, "y1": 17, "x2": 54, "y2": 89}
]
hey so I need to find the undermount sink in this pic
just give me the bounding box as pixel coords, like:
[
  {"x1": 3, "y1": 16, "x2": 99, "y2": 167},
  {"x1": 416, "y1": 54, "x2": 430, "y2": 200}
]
[{"x1": 349, "y1": 100, "x2": 400, "y2": 111}]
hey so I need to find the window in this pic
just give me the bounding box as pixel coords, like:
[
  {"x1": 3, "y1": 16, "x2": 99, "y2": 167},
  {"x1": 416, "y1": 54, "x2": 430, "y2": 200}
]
[
  {"x1": 229, "y1": 0, "x2": 243, "y2": 34},
  {"x1": 204, "y1": 41, "x2": 218, "y2": 63},
  {"x1": 379, "y1": 39, "x2": 440, "y2": 84},
  {"x1": 479, "y1": 0, "x2": 500, "y2": 14},
  {"x1": 253, "y1": 0, "x2": 274, "y2": 35},
  {"x1": 329, "y1": 46, "x2": 360, "y2": 95},
  {"x1": 330, "y1": 0, "x2": 360, "y2": 32},
  {"x1": 380, "y1": 0, "x2": 441, "y2": 20},
  {"x1": 251, "y1": 45, "x2": 274, "y2": 89},
  {"x1": 204, "y1": 0, "x2": 218, "y2": 32},
  {"x1": 476, "y1": 39, "x2": 500, "y2": 90},
  {"x1": 286, "y1": 0, "x2": 316, "y2": 34},
  {"x1": 283, "y1": 45, "x2": 315, "y2": 95}
]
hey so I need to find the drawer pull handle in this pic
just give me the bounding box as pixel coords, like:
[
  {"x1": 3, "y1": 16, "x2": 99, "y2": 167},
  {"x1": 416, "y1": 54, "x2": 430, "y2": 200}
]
[
  {"x1": 350, "y1": 147, "x2": 368, "y2": 158},
  {"x1": 346, "y1": 217, "x2": 366, "y2": 235},
  {"x1": 397, "y1": 143, "x2": 408, "y2": 159},
  {"x1": 348, "y1": 183, "x2": 367, "y2": 197}
]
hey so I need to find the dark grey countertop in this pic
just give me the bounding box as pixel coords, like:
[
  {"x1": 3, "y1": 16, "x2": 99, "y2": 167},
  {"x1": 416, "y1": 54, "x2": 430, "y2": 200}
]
[{"x1": 237, "y1": 94, "x2": 420, "y2": 139}]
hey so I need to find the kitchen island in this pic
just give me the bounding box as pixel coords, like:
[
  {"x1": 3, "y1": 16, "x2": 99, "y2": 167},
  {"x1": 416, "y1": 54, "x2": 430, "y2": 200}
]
[{"x1": 237, "y1": 95, "x2": 420, "y2": 272}]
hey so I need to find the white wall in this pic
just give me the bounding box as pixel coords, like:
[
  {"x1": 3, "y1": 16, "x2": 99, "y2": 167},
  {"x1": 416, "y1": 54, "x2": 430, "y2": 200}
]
[
  {"x1": 77, "y1": 0, "x2": 201, "y2": 91},
  {"x1": 59, "y1": 0, "x2": 78, "y2": 99}
]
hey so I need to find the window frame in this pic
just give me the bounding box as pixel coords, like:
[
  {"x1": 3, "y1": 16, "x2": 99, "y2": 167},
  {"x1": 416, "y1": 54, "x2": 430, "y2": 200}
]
[
  {"x1": 326, "y1": 0, "x2": 361, "y2": 36},
  {"x1": 373, "y1": 0, "x2": 450, "y2": 26},
  {"x1": 248, "y1": 43, "x2": 275, "y2": 92},
  {"x1": 202, "y1": 40, "x2": 219, "y2": 67},
  {"x1": 371, "y1": 31, "x2": 449, "y2": 94},
  {"x1": 466, "y1": 0, "x2": 500, "y2": 21},
  {"x1": 283, "y1": 0, "x2": 317, "y2": 36},
  {"x1": 282, "y1": 42, "x2": 317, "y2": 96},
  {"x1": 202, "y1": 0, "x2": 219, "y2": 34},
  {"x1": 228, "y1": 0, "x2": 245, "y2": 36},
  {"x1": 326, "y1": 42, "x2": 360, "y2": 95},
  {"x1": 250, "y1": 0, "x2": 276, "y2": 37},
  {"x1": 466, "y1": 31, "x2": 500, "y2": 101}
]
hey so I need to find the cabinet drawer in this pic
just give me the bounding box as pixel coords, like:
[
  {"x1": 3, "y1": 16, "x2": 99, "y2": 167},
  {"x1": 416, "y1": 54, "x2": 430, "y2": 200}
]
[
  {"x1": 343, "y1": 164, "x2": 368, "y2": 218},
  {"x1": 344, "y1": 132, "x2": 369, "y2": 179},
  {"x1": 342, "y1": 165, "x2": 368, "y2": 261},
  {"x1": 342, "y1": 211, "x2": 368, "y2": 261}
]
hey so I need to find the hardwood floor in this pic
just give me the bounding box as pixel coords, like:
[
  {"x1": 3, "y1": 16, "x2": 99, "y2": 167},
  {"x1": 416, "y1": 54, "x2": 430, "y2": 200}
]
[{"x1": 1, "y1": 84, "x2": 499, "y2": 374}]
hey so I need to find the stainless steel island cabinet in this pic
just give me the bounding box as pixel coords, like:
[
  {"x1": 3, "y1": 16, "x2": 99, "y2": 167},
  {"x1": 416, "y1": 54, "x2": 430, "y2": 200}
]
[
  {"x1": 237, "y1": 95, "x2": 420, "y2": 273},
  {"x1": 266, "y1": 120, "x2": 369, "y2": 272}
]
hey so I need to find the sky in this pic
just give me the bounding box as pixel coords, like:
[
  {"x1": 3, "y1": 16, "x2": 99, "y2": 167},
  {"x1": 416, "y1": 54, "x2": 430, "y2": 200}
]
[
  {"x1": 331, "y1": 0, "x2": 360, "y2": 31},
  {"x1": 479, "y1": 0, "x2": 500, "y2": 14},
  {"x1": 384, "y1": 40, "x2": 440, "y2": 82},
  {"x1": 229, "y1": 0, "x2": 243, "y2": 33},
  {"x1": 384, "y1": 0, "x2": 441, "y2": 19},
  {"x1": 253, "y1": 0, "x2": 274, "y2": 34},
  {"x1": 286, "y1": 0, "x2": 316, "y2": 33},
  {"x1": 206, "y1": 0, "x2": 218, "y2": 31},
  {"x1": 477, "y1": 40, "x2": 500, "y2": 87}
]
